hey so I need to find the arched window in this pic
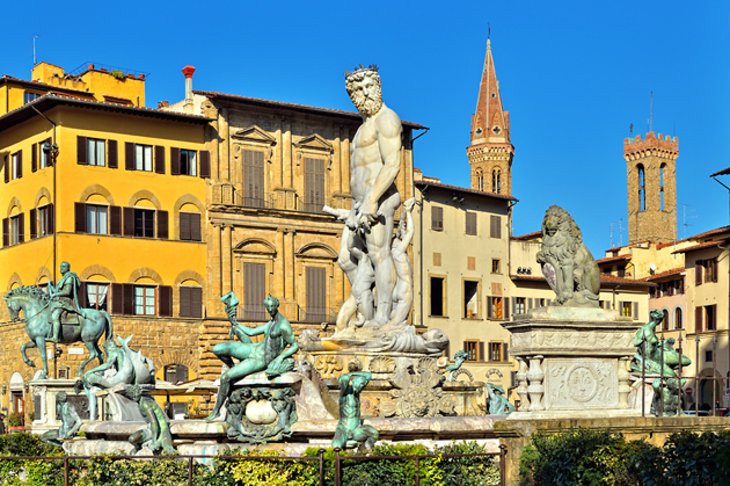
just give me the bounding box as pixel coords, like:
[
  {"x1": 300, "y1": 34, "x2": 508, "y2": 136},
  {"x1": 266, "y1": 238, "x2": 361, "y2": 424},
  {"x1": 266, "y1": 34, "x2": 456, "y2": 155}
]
[
  {"x1": 662, "y1": 309, "x2": 670, "y2": 332},
  {"x1": 675, "y1": 307, "x2": 683, "y2": 330},
  {"x1": 638, "y1": 164, "x2": 646, "y2": 211},
  {"x1": 475, "y1": 170, "x2": 484, "y2": 191},
  {"x1": 164, "y1": 364, "x2": 189, "y2": 384},
  {"x1": 659, "y1": 163, "x2": 666, "y2": 211},
  {"x1": 492, "y1": 168, "x2": 501, "y2": 194}
]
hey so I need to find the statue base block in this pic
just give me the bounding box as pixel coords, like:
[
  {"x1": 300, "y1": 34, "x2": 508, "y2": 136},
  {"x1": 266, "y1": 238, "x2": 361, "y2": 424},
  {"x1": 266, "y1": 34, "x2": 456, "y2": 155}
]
[
  {"x1": 302, "y1": 349, "x2": 485, "y2": 418},
  {"x1": 502, "y1": 307, "x2": 640, "y2": 418}
]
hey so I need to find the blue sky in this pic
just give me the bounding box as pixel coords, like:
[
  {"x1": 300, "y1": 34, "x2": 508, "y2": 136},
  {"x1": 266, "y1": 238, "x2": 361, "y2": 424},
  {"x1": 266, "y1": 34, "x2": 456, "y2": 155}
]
[{"x1": 1, "y1": 0, "x2": 728, "y2": 255}]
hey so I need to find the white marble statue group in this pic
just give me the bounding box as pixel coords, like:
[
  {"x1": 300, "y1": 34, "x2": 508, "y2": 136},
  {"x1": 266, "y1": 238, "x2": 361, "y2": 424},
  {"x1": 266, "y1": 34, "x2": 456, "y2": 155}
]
[{"x1": 320, "y1": 66, "x2": 446, "y2": 356}]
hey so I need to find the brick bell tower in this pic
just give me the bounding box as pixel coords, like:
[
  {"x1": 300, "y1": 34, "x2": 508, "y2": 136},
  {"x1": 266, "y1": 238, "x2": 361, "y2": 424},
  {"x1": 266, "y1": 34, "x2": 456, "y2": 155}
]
[
  {"x1": 467, "y1": 38, "x2": 514, "y2": 196},
  {"x1": 624, "y1": 131, "x2": 679, "y2": 244}
]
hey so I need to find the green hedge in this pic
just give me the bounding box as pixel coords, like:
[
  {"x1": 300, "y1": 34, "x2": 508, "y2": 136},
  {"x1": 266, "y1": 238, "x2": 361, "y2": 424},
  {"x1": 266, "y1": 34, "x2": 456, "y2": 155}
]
[
  {"x1": 0, "y1": 435, "x2": 499, "y2": 486},
  {"x1": 519, "y1": 429, "x2": 730, "y2": 486}
]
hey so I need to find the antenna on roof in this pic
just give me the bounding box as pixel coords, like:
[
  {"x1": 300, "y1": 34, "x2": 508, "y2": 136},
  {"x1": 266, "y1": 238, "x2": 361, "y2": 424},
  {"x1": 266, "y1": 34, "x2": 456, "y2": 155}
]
[
  {"x1": 32, "y1": 35, "x2": 39, "y2": 66},
  {"x1": 487, "y1": 23, "x2": 491, "y2": 40},
  {"x1": 629, "y1": 123, "x2": 634, "y2": 136}
]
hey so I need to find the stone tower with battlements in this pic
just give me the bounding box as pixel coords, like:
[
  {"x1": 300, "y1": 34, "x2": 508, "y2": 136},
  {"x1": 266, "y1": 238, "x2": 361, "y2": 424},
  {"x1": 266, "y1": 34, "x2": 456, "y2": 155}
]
[
  {"x1": 624, "y1": 131, "x2": 679, "y2": 244},
  {"x1": 467, "y1": 39, "x2": 514, "y2": 196}
]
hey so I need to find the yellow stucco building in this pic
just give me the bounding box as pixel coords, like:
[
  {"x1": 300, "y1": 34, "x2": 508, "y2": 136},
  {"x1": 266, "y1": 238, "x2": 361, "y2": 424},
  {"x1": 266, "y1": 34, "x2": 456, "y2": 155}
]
[{"x1": 0, "y1": 62, "x2": 209, "y2": 420}]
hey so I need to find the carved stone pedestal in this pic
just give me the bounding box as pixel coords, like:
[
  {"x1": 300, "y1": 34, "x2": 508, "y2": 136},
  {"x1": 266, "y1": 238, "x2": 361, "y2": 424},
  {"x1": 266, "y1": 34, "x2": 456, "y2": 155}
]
[
  {"x1": 502, "y1": 306, "x2": 640, "y2": 419},
  {"x1": 302, "y1": 349, "x2": 485, "y2": 418},
  {"x1": 28, "y1": 379, "x2": 91, "y2": 434}
]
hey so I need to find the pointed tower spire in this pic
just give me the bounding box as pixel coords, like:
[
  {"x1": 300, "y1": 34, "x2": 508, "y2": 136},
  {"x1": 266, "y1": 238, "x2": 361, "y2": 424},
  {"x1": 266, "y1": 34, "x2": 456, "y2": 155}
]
[{"x1": 467, "y1": 37, "x2": 514, "y2": 196}]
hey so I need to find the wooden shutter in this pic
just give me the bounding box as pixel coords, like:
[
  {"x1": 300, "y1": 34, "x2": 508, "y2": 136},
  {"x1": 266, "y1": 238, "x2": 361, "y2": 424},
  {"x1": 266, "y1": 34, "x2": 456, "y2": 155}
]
[
  {"x1": 154, "y1": 146, "x2": 165, "y2": 174},
  {"x1": 179, "y1": 287, "x2": 190, "y2": 317},
  {"x1": 16, "y1": 151, "x2": 22, "y2": 179},
  {"x1": 190, "y1": 287, "x2": 202, "y2": 318},
  {"x1": 123, "y1": 207, "x2": 135, "y2": 236},
  {"x1": 3, "y1": 154, "x2": 8, "y2": 183},
  {"x1": 111, "y1": 284, "x2": 124, "y2": 314},
  {"x1": 123, "y1": 284, "x2": 135, "y2": 315},
  {"x1": 31, "y1": 143, "x2": 37, "y2": 172},
  {"x1": 712, "y1": 259, "x2": 718, "y2": 283},
  {"x1": 431, "y1": 206, "x2": 443, "y2": 230},
  {"x1": 74, "y1": 203, "x2": 86, "y2": 233},
  {"x1": 199, "y1": 150, "x2": 210, "y2": 178},
  {"x1": 159, "y1": 285, "x2": 172, "y2": 316},
  {"x1": 633, "y1": 302, "x2": 639, "y2": 319},
  {"x1": 306, "y1": 266, "x2": 327, "y2": 322},
  {"x1": 695, "y1": 261, "x2": 703, "y2": 285},
  {"x1": 170, "y1": 147, "x2": 181, "y2": 175},
  {"x1": 109, "y1": 206, "x2": 122, "y2": 235},
  {"x1": 191, "y1": 213, "x2": 201, "y2": 241},
  {"x1": 244, "y1": 262, "x2": 266, "y2": 320},
  {"x1": 490, "y1": 215, "x2": 502, "y2": 238},
  {"x1": 304, "y1": 158, "x2": 325, "y2": 211},
  {"x1": 108, "y1": 140, "x2": 118, "y2": 168},
  {"x1": 504, "y1": 297, "x2": 510, "y2": 320},
  {"x1": 503, "y1": 343, "x2": 509, "y2": 361},
  {"x1": 478, "y1": 342, "x2": 485, "y2": 362},
  {"x1": 157, "y1": 210, "x2": 168, "y2": 239},
  {"x1": 243, "y1": 150, "x2": 265, "y2": 206},
  {"x1": 17, "y1": 213, "x2": 24, "y2": 243},
  {"x1": 77, "y1": 136, "x2": 87, "y2": 165},
  {"x1": 78, "y1": 282, "x2": 88, "y2": 308},
  {"x1": 29, "y1": 208, "x2": 37, "y2": 239},
  {"x1": 46, "y1": 204, "x2": 54, "y2": 234},
  {"x1": 1, "y1": 218, "x2": 7, "y2": 247},
  {"x1": 125, "y1": 142, "x2": 134, "y2": 170},
  {"x1": 487, "y1": 296, "x2": 494, "y2": 319},
  {"x1": 466, "y1": 212, "x2": 477, "y2": 235},
  {"x1": 695, "y1": 306, "x2": 703, "y2": 332},
  {"x1": 179, "y1": 213, "x2": 191, "y2": 240}
]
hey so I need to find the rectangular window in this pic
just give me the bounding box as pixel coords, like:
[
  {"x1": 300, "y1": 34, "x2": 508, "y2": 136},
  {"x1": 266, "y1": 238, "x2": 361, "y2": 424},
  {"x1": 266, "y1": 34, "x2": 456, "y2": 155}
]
[
  {"x1": 489, "y1": 342, "x2": 504, "y2": 362},
  {"x1": 244, "y1": 262, "x2": 267, "y2": 320},
  {"x1": 180, "y1": 149, "x2": 197, "y2": 176},
  {"x1": 134, "y1": 286, "x2": 156, "y2": 315},
  {"x1": 9, "y1": 214, "x2": 23, "y2": 245},
  {"x1": 695, "y1": 306, "x2": 703, "y2": 332},
  {"x1": 704, "y1": 258, "x2": 718, "y2": 283},
  {"x1": 304, "y1": 157, "x2": 325, "y2": 213},
  {"x1": 243, "y1": 150, "x2": 265, "y2": 208},
  {"x1": 86, "y1": 204, "x2": 108, "y2": 235},
  {"x1": 86, "y1": 283, "x2": 109, "y2": 311},
  {"x1": 133, "y1": 208, "x2": 155, "y2": 238},
  {"x1": 621, "y1": 301, "x2": 633, "y2": 318},
  {"x1": 11, "y1": 151, "x2": 22, "y2": 180},
  {"x1": 135, "y1": 144, "x2": 153, "y2": 171},
  {"x1": 430, "y1": 276, "x2": 445, "y2": 316},
  {"x1": 490, "y1": 215, "x2": 501, "y2": 238},
  {"x1": 24, "y1": 92, "x2": 41, "y2": 104},
  {"x1": 514, "y1": 297, "x2": 526, "y2": 316},
  {"x1": 179, "y1": 286, "x2": 203, "y2": 318},
  {"x1": 705, "y1": 304, "x2": 717, "y2": 331},
  {"x1": 463, "y1": 280, "x2": 479, "y2": 318},
  {"x1": 37, "y1": 205, "x2": 53, "y2": 237},
  {"x1": 695, "y1": 261, "x2": 703, "y2": 286},
  {"x1": 465, "y1": 212, "x2": 477, "y2": 235},
  {"x1": 464, "y1": 340, "x2": 480, "y2": 362},
  {"x1": 39, "y1": 139, "x2": 51, "y2": 169},
  {"x1": 491, "y1": 259, "x2": 501, "y2": 274},
  {"x1": 179, "y1": 212, "x2": 202, "y2": 241},
  {"x1": 431, "y1": 206, "x2": 443, "y2": 231},
  {"x1": 87, "y1": 138, "x2": 106, "y2": 167},
  {"x1": 305, "y1": 266, "x2": 327, "y2": 322},
  {"x1": 488, "y1": 296, "x2": 504, "y2": 320}
]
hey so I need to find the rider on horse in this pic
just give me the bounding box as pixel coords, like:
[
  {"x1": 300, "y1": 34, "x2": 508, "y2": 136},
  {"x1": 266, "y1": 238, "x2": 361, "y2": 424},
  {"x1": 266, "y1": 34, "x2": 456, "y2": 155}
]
[{"x1": 48, "y1": 261, "x2": 82, "y2": 343}]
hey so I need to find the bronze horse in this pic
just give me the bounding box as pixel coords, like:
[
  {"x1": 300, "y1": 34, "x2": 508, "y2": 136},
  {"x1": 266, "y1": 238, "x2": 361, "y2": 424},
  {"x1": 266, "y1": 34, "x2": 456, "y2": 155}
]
[{"x1": 3, "y1": 286, "x2": 113, "y2": 378}]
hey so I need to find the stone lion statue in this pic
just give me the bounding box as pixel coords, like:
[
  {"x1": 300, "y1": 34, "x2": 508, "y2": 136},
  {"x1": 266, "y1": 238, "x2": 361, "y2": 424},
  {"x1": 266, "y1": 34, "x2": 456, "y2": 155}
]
[{"x1": 536, "y1": 205, "x2": 600, "y2": 307}]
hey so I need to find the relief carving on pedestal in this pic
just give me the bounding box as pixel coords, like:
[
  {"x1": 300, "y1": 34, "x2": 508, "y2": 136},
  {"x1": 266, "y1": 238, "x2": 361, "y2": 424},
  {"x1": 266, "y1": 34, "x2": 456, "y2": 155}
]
[
  {"x1": 547, "y1": 359, "x2": 616, "y2": 409},
  {"x1": 511, "y1": 330, "x2": 631, "y2": 354}
]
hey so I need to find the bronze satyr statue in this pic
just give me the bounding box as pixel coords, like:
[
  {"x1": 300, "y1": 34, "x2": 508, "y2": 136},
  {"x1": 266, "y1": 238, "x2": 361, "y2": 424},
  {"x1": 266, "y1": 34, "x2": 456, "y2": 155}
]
[
  {"x1": 536, "y1": 205, "x2": 600, "y2": 307},
  {"x1": 123, "y1": 385, "x2": 175, "y2": 454},
  {"x1": 206, "y1": 294, "x2": 299, "y2": 421},
  {"x1": 41, "y1": 392, "x2": 81, "y2": 447},
  {"x1": 332, "y1": 361, "x2": 378, "y2": 450}
]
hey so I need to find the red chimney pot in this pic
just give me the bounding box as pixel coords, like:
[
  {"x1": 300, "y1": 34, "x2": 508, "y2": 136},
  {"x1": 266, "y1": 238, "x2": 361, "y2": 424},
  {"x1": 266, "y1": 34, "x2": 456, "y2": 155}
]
[{"x1": 182, "y1": 65, "x2": 196, "y2": 79}]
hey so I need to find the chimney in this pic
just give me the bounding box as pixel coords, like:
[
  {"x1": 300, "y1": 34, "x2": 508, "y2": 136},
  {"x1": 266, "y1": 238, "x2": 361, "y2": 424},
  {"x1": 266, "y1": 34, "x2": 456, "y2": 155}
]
[{"x1": 182, "y1": 65, "x2": 196, "y2": 113}]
